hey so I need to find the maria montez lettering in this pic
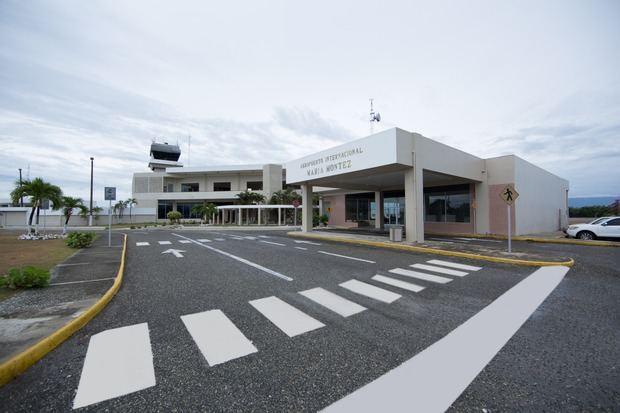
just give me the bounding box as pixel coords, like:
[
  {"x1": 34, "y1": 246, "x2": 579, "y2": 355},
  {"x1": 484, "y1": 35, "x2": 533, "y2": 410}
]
[{"x1": 301, "y1": 147, "x2": 364, "y2": 177}]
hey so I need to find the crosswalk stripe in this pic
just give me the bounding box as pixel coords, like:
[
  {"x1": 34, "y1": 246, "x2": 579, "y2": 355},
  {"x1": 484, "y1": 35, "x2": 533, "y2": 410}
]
[
  {"x1": 339, "y1": 279, "x2": 401, "y2": 303},
  {"x1": 372, "y1": 275, "x2": 425, "y2": 293},
  {"x1": 258, "y1": 235, "x2": 270, "y2": 238},
  {"x1": 197, "y1": 239, "x2": 212, "y2": 243},
  {"x1": 73, "y1": 323, "x2": 156, "y2": 409},
  {"x1": 299, "y1": 287, "x2": 366, "y2": 317},
  {"x1": 410, "y1": 263, "x2": 468, "y2": 277},
  {"x1": 388, "y1": 268, "x2": 452, "y2": 284},
  {"x1": 135, "y1": 242, "x2": 149, "y2": 246},
  {"x1": 295, "y1": 247, "x2": 308, "y2": 250},
  {"x1": 244, "y1": 236, "x2": 258, "y2": 240},
  {"x1": 181, "y1": 309, "x2": 258, "y2": 366},
  {"x1": 318, "y1": 251, "x2": 376, "y2": 264},
  {"x1": 178, "y1": 240, "x2": 192, "y2": 244},
  {"x1": 426, "y1": 259, "x2": 482, "y2": 271},
  {"x1": 260, "y1": 240, "x2": 286, "y2": 246},
  {"x1": 214, "y1": 238, "x2": 225, "y2": 241},
  {"x1": 249, "y1": 296, "x2": 325, "y2": 337},
  {"x1": 158, "y1": 241, "x2": 171, "y2": 245}
]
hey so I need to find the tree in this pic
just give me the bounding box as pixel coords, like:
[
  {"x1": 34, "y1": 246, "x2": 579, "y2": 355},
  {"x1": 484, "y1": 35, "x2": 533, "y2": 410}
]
[
  {"x1": 269, "y1": 188, "x2": 301, "y2": 205},
  {"x1": 113, "y1": 200, "x2": 127, "y2": 220},
  {"x1": 126, "y1": 198, "x2": 137, "y2": 223},
  {"x1": 236, "y1": 190, "x2": 265, "y2": 205},
  {"x1": 167, "y1": 210, "x2": 182, "y2": 225},
  {"x1": 80, "y1": 206, "x2": 103, "y2": 223},
  {"x1": 191, "y1": 203, "x2": 217, "y2": 223},
  {"x1": 61, "y1": 196, "x2": 88, "y2": 233},
  {"x1": 10, "y1": 177, "x2": 62, "y2": 232}
]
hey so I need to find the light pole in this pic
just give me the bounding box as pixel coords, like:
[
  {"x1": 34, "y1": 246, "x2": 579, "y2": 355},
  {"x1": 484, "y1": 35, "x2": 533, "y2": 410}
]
[
  {"x1": 89, "y1": 157, "x2": 94, "y2": 226},
  {"x1": 18, "y1": 168, "x2": 23, "y2": 207}
]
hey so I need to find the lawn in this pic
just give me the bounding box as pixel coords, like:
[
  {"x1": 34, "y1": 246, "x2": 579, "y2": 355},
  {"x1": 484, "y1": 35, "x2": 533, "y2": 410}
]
[{"x1": 0, "y1": 231, "x2": 75, "y2": 276}]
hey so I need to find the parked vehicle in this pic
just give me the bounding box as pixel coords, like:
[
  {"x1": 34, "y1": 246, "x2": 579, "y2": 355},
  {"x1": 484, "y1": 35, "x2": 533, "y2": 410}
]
[{"x1": 566, "y1": 216, "x2": 620, "y2": 240}]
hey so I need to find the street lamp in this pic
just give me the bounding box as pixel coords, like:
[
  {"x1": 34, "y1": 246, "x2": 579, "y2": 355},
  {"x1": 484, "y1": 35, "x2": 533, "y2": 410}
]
[
  {"x1": 89, "y1": 157, "x2": 94, "y2": 226},
  {"x1": 18, "y1": 168, "x2": 23, "y2": 207}
]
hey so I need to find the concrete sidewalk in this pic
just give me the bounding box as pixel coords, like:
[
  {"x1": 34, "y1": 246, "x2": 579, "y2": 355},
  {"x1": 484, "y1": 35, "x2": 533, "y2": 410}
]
[{"x1": 0, "y1": 232, "x2": 124, "y2": 364}]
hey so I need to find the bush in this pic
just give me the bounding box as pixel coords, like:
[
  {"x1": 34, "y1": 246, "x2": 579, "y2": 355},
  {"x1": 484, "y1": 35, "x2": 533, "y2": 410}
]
[
  {"x1": 167, "y1": 211, "x2": 182, "y2": 224},
  {"x1": 65, "y1": 231, "x2": 96, "y2": 248},
  {"x1": 2, "y1": 266, "x2": 50, "y2": 288},
  {"x1": 319, "y1": 214, "x2": 329, "y2": 225}
]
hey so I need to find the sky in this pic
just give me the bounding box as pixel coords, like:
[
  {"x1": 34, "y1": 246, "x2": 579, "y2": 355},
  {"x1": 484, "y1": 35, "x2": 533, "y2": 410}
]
[{"x1": 1, "y1": 0, "x2": 619, "y2": 206}]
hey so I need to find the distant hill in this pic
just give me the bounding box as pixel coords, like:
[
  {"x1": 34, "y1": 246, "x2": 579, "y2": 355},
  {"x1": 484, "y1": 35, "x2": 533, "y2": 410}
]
[{"x1": 569, "y1": 196, "x2": 619, "y2": 208}]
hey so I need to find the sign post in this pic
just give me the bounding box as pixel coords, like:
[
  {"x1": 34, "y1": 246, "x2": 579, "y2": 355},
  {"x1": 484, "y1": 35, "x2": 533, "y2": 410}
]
[
  {"x1": 499, "y1": 185, "x2": 519, "y2": 253},
  {"x1": 104, "y1": 187, "x2": 116, "y2": 247}
]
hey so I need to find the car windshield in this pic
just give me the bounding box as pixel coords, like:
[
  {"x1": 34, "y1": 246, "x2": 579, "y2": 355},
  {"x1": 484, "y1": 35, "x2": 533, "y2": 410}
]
[{"x1": 589, "y1": 218, "x2": 607, "y2": 225}]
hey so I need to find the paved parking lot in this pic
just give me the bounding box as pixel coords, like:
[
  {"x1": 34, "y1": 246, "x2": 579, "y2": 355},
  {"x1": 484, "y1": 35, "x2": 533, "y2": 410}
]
[{"x1": 1, "y1": 229, "x2": 618, "y2": 412}]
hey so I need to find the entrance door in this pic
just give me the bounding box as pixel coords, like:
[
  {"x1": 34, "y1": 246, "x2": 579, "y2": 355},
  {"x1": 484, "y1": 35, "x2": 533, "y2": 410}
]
[{"x1": 384, "y1": 197, "x2": 405, "y2": 227}]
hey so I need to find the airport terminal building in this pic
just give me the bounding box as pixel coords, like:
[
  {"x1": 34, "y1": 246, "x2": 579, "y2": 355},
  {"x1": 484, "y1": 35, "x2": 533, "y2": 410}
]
[{"x1": 130, "y1": 128, "x2": 569, "y2": 242}]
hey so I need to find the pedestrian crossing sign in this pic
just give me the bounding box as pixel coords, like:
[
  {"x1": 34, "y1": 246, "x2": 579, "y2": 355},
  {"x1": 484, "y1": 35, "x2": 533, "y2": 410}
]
[{"x1": 499, "y1": 185, "x2": 519, "y2": 205}]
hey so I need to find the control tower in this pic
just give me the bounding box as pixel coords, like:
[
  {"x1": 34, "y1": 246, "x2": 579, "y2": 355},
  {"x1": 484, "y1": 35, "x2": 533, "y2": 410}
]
[{"x1": 148, "y1": 141, "x2": 183, "y2": 171}]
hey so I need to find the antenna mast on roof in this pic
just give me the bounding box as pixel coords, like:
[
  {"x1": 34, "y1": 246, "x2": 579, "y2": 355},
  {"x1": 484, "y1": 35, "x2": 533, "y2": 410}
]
[{"x1": 369, "y1": 98, "x2": 381, "y2": 135}]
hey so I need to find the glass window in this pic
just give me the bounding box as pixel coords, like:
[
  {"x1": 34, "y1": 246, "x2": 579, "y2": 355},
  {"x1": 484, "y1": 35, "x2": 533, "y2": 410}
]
[
  {"x1": 247, "y1": 181, "x2": 263, "y2": 191},
  {"x1": 176, "y1": 202, "x2": 201, "y2": 219},
  {"x1": 213, "y1": 182, "x2": 231, "y2": 191},
  {"x1": 345, "y1": 193, "x2": 374, "y2": 222},
  {"x1": 606, "y1": 218, "x2": 620, "y2": 226},
  {"x1": 157, "y1": 201, "x2": 173, "y2": 219},
  {"x1": 181, "y1": 183, "x2": 199, "y2": 192},
  {"x1": 424, "y1": 185, "x2": 471, "y2": 223},
  {"x1": 163, "y1": 183, "x2": 174, "y2": 193}
]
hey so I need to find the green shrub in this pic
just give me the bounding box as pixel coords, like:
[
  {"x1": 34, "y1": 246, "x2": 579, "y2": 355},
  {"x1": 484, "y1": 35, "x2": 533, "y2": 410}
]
[
  {"x1": 3, "y1": 266, "x2": 50, "y2": 288},
  {"x1": 167, "y1": 211, "x2": 182, "y2": 224},
  {"x1": 319, "y1": 214, "x2": 329, "y2": 225},
  {"x1": 65, "y1": 231, "x2": 96, "y2": 248}
]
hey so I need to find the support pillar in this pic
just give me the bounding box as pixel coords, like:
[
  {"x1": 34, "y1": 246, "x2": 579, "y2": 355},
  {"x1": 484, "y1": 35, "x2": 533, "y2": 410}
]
[
  {"x1": 278, "y1": 208, "x2": 282, "y2": 226},
  {"x1": 301, "y1": 184, "x2": 313, "y2": 232},
  {"x1": 238, "y1": 208, "x2": 242, "y2": 225},
  {"x1": 374, "y1": 191, "x2": 384, "y2": 229},
  {"x1": 404, "y1": 164, "x2": 424, "y2": 242},
  {"x1": 258, "y1": 207, "x2": 262, "y2": 225}
]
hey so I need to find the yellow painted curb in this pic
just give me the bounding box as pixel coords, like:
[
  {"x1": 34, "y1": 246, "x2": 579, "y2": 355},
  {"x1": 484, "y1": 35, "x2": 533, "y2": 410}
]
[
  {"x1": 288, "y1": 232, "x2": 574, "y2": 268},
  {"x1": 425, "y1": 232, "x2": 619, "y2": 247},
  {"x1": 0, "y1": 234, "x2": 128, "y2": 386}
]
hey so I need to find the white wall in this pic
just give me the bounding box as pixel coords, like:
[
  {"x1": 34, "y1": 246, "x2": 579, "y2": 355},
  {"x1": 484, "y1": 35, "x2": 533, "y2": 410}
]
[{"x1": 514, "y1": 157, "x2": 569, "y2": 234}]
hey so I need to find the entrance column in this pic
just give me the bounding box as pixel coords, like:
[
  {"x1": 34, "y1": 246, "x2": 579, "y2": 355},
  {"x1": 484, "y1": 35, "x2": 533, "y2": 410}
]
[
  {"x1": 301, "y1": 184, "x2": 313, "y2": 232},
  {"x1": 238, "y1": 208, "x2": 242, "y2": 225},
  {"x1": 278, "y1": 208, "x2": 282, "y2": 226},
  {"x1": 404, "y1": 164, "x2": 424, "y2": 242},
  {"x1": 375, "y1": 191, "x2": 384, "y2": 229},
  {"x1": 258, "y1": 206, "x2": 262, "y2": 225}
]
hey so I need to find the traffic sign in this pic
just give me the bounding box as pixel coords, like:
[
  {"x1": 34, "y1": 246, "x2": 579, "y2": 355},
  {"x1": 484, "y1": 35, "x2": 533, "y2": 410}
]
[
  {"x1": 104, "y1": 187, "x2": 116, "y2": 201},
  {"x1": 499, "y1": 185, "x2": 519, "y2": 206}
]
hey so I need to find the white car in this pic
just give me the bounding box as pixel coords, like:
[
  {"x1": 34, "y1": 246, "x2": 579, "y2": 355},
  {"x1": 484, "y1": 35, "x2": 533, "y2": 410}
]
[{"x1": 566, "y1": 216, "x2": 620, "y2": 240}]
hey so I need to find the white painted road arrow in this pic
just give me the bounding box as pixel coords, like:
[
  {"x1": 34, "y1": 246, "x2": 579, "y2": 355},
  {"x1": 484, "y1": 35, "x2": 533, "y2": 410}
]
[
  {"x1": 162, "y1": 249, "x2": 186, "y2": 258},
  {"x1": 294, "y1": 240, "x2": 322, "y2": 245}
]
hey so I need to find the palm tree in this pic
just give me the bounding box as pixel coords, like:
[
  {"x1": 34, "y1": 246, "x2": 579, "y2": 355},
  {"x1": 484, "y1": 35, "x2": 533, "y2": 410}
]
[
  {"x1": 10, "y1": 177, "x2": 62, "y2": 232},
  {"x1": 61, "y1": 196, "x2": 88, "y2": 234},
  {"x1": 126, "y1": 198, "x2": 137, "y2": 223},
  {"x1": 236, "y1": 190, "x2": 265, "y2": 205},
  {"x1": 191, "y1": 203, "x2": 217, "y2": 223},
  {"x1": 113, "y1": 201, "x2": 127, "y2": 222},
  {"x1": 269, "y1": 188, "x2": 301, "y2": 205},
  {"x1": 80, "y1": 206, "x2": 103, "y2": 223}
]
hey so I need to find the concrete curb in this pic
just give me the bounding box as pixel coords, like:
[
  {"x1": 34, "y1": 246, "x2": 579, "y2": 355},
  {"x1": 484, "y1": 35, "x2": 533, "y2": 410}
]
[
  {"x1": 0, "y1": 234, "x2": 128, "y2": 387},
  {"x1": 288, "y1": 232, "x2": 574, "y2": 267},
  {"x1": 425, "y1": 231, "x2": 619, "y2": 247}
]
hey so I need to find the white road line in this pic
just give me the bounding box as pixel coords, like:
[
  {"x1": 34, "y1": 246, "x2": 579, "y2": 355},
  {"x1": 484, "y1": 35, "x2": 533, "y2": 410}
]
[
  {"x1": 294, "y1": 240, "x2": 322, "y2": 246},
  {"x1": 372, "y1": 275, "x2": 425, "y2": 293},
  {"x1": 388, "y1": 268, "x2": 452, "y2": 284},
  {"x1": 454, "y1": 237, "x2": 501, "y2": 243},
  {"x1": 181, "y1": 309, "x2": 258, "y2": 366},
  {"x1": 57, "y1": 262, "x2": 91, "y2": 267},
  {"x1": 299, "y1": 287, "x2": 366, "y2": 317},
  {"x1": 323, "y1": 265, "x2": 569, "y2": 413},
  {"x1": 172, "y1": 233, "x2": 293, "y2": 281},
  {"x1": 318, "y1": 251, "x2": 376, "y2": 264},
  {"x1": 295, "y1": 247, "x2": 308, "y2": 251},
  {"x1": 257, "y1": 235, "x2": 270, "y2": 238},
  {"x1": 214, "y1": 238, "x2": 226, "y2": 241},
  {"x1": 178, "y1": 240, "x2": 192, "y2": 244},
  {"x1": 243, "y1": 236, "x2": 258, "y2": 240},
  {"x1": 158, "y1": 241, "x2": 172, "y2": 245},
  {"x1": 339, "y1": 280, "x2": 401, "y2": 303},
  {"x1": 260, "y1": 240, "x2": 286, "y2": 246},
  {"x1": 410, "y1": 263, "x2": 468, "y2": 277},
  {"x1": 135, "y1": 242, "x2": 150, "y2": 246},
  {"x1": 249, "y1": 296, "x2": 325, "y2": 337},
  {"x1": 50, "y1": 277, "x2": 115, "y2": 286},
  {"x1": 73, "y1": 323, "x2": 155, "y2": 409},
  {"x1": 426, "y1": 259, "x2": 482, "y2": 272},
  {"x1": 197, "y1": 239, "x2": 212, "y2": 243}
]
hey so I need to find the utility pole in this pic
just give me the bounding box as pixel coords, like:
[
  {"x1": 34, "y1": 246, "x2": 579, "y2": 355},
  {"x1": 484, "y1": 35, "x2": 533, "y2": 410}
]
[
  {"x1": 18, "y1": 168, "x2": 23, "y2": 207},
  {"x1": 89, "y1": 157, "x2": 94, "y2": 226}
]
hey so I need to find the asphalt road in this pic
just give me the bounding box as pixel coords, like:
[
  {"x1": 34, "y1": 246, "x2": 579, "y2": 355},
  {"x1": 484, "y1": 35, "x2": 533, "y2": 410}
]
[{"x1": 1, "y1": 229, "x2": 618, "y2": 412}]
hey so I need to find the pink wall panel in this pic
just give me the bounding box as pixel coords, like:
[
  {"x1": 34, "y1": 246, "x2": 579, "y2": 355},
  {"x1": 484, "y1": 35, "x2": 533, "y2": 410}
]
[{"x1": 489, "y1": 183, "x2": 516, "y2": 235}]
